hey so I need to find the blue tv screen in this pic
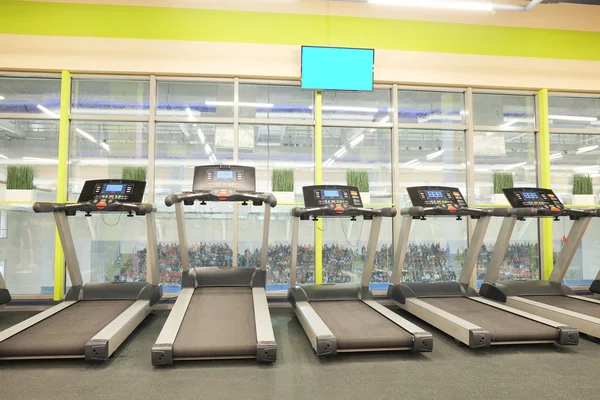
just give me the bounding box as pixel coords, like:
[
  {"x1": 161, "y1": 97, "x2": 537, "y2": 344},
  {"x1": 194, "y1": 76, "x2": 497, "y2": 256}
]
[{"x1": 301, "y1": 46, "x2": 374, "y2": 91}]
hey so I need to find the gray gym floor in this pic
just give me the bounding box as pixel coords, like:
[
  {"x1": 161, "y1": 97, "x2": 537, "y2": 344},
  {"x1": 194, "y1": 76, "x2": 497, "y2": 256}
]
[{"x1": 1, "y1": 306, "x2": 599, "y2": 400}]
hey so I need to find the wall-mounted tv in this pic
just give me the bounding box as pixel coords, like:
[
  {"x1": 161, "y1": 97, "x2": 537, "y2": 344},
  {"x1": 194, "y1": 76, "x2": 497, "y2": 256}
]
[{"x1": 301, "y1": 46, "x2": 374, "y2": 91}]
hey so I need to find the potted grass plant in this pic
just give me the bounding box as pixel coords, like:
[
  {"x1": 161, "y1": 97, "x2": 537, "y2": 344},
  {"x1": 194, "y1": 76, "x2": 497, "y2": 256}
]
[
  {"x1": 122, "y1": 166, "x2": 147, "y2": 182},
  {"x1": 572, "y1": 174, "x2": 595, "y2": 205},
  {"x1": 271, "y1": 169, "x2": 295, "y2": 203},
  {"x1": 492, "y1": 172, "x2": 513, "y2": 204},
  {"x1": 347, "y1": 170, "x2": 370, "y2": 204},
  {"x1": 6, "y1": 165, "x2": 34, "y2": 202}
]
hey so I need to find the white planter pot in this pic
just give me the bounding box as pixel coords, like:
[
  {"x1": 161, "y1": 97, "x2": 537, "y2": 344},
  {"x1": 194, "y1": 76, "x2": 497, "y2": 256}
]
[
  {"x1": 272, "y1": 191, "x2": 295, "y2": 203},
  {"x1": 6, "y1": 189, "x2": 34, "y2": 202},
  {"x1": 492, "y1": 193, "x2": 508, "y2": 205},
  {"x1": 571, "y1": 194, "x2": 595, "y2": 205},
  {"x1": 360, "y1": 192, "x2": 370, "y2": 205}
]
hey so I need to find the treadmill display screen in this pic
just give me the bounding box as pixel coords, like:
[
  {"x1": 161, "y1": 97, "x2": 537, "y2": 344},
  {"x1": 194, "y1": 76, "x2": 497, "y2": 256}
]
[
  {"x1": 215, "y1": 170, "x2": 235, "y2": 180},
  {"x1": 102, "y1": 184, "x2": 127, "y2": 194},
  {"x1": 322, "y1": 190, "x2": 342, "y2": 199},
  {"x1": 426, "y1": 190, "x2": 444, "y2": 199},
  {"x1": 522, "y1": 192, "x2": 540, "y2": 200}
]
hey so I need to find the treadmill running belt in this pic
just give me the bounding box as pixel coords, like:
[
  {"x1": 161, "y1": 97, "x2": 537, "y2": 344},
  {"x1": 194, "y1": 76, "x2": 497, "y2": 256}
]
[
  {"x1": 0, "y1": 300, "x2": 135, "y2": 358},
  {"x1": 423, "y1": 297, "x2": 558, "y2": 342},
  {"x1": 310, "y1": 300, "x2": 413, "y2": 349},
  {"x1": 173, "y1": 287, "x2": 257, "y2": 358},
  {"x1": 521, "y1": 296, "x2": 600, "y2": 318}
]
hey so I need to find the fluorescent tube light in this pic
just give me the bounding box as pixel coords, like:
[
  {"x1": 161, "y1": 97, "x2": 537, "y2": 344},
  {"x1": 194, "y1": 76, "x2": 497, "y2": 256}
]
[
  {"x1": 36, "y1": 104, "x2": 59, "y2": 118},
  {"x1": 76, "y1": 128, "x2": 97, "y2": 143},
  {"x1": 426, "y1": 149, "x2": 445, "y2": 160},
  {"x1": 549, "y1": 115, "x2": 598, "y2": 122},
  {"x1": 349, "y1": 134, "x2": 365, "y2": 148},
  {"x1": 0, "y1": 95, "x2": 5, "y2": 101},
  {"x1": 100, "y1": 143, "x2": 110, "y2": 152},
  {"x1": 204, "y1": 144, "x2": 212, "y2": 154},
  {"x1": 197, "y1": 128, "x2": 206, "y2": 144},
  {"x1": 549, "y1": 153, "x2": 563, "y2": 160},
  {"x1": 321, "y1": 105, "x2": 379, "y2": 113},
  {"x1": 402, "y1": 159, "x2": 420, "y2": 167},
  {"x1": 576, "y1": 145, "x2": 599, "y2": 154},
  {"x1": 334, "y1": 147, "x2": 347, "y2": 158},
  {"x1": 0, "y1": 154, "x2": 8, "y2": 159}
]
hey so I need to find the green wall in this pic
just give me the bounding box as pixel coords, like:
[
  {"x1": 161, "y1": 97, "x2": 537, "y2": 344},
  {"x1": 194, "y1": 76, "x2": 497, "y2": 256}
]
[{"x1": 1, "y1": 0, "x2": 600, "y2": 60}]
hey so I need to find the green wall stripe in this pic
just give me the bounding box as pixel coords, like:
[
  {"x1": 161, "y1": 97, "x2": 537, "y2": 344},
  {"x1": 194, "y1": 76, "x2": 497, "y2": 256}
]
[{"x1": 2, "y1": 1, "x2": 600, "y2": 61}]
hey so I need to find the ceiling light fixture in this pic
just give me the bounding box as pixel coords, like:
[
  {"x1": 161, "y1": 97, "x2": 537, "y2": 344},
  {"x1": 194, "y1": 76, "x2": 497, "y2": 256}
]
[
  {"x1": 205, "y1": 101, "x2": 274, "y2": 108},
  {"x1": 204, "y1": 144, "x2": 212, "y2": 154},
  {"x1": 324, "y1": 158, "x2": 335, "y2": 167},
  {"x1": 549, "y1": 153, "x2": 563, "y2": 160},
  {"x1": 0, "y1": 95, "x2": 5, "y2": 101},
  {"x1": 418, "y1": 114, "x2": 463, "y2": 123},
  {"x1": 426, "y1": 149, "x2": 445, "y2": 160},
  {"x1": 320, "y1": 105, "x2": 379, "y2": 113},
  {"x1": 504, "y1": 161, "x2": 527, "y2": 170},
  {"x1": 378, "y1": 115, "x2": 390, "y2": 124},
  {"x1": 500, "y1": 119, "x2": 518, "y2": 128},
  {"x1": 334, "y1": 147, "x2": 347, "y2": 158},
  {"x1": 0, "y1": 154, "x2": 8, "y2": 159},
  {"x1": 401, "y1": 159, "x2": 420, "y2": 167},
  {"x1": 76, "y1": 128, "x2": 97, "y2": 143},
  {"x1": 36, "y1": 104, "x2": 59, "y2": 118},
  {"x1": 185, "y1": 107, "x2": 195, "y2": 120},
  {"x1": 576, "y1": 145, "x2": 599, "y2": 154},
  {"x1": 100, "y1": 143, "x2": 110, "y2": 152},
  {"x1": 549, "y1": 115, "x2": 598, "y2": 122}
]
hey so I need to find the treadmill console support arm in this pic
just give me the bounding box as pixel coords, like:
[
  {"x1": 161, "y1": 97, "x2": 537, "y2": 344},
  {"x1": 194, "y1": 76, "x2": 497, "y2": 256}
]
[
  {"x1": 260, "y1": 204, "x2": 271, "y2": 272},
  {"x1": 391, "y1": 215, "x2": 413, "y2": 286},
  {"x1": 549, "y1": 216, "x2": 592, "y2": 283},
  {"x1": 145, "y1": 212, "x2": 160, "y2": 285},
  {"x1": 360, "y1": 216, "x2": 384, "y2": 288},
  {"x1": 290, "y1": 216, "x2": 300, "y2": 288},
  {"x1": 483, "y1": 216, "x2": 518, "y2": 285},
  {"x1": 175, "y1": 202, "x2": 191, "y2": 272},
  {"x1": 458, "y1": 216, "x2": 491, "y2": 286},
  {"x1": 54, "y1": 212, "x2": 84, "y2": 287}
]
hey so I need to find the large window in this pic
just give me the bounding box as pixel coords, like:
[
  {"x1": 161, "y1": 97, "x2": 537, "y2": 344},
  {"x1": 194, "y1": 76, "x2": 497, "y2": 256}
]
[
  {"x1": 157, "y1": 80, "x2": 234, "y2": 118},
  {"x1": 549, "y1": 95, "x2": 600, "y2": 286},
  {"x1": 474, "y1": 92, "x2": 540, "y2": 284},
  {"x1": 72, "y1": 78, "x2": 149, "y2": 116}
]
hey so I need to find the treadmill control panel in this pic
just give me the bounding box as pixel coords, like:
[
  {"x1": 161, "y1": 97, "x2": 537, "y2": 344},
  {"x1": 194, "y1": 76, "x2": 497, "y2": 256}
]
[
  {"x1": 407, "y1": 186, "x2": 468, "y2": 209},
  {"x1": 192, "y1": 165, "x2": 255, "y2": 192},
  {"x1": 78, "y1": 180, "x2": 145, "y2": 204},
  {"x1": 303, "y1": 185, "x2": 363, "y2": 210},
  {"x1": 503, "y1": 188, "x2": 564, "y2": 210}
]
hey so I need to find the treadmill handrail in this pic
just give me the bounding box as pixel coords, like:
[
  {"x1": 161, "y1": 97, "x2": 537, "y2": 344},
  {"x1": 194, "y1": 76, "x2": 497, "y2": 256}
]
[
  {"x1": 165, "y1": 191, "x2": 277, "y2": 207},
  {"x1": 33, "y1": 201, "x2": 154, "y2": 215},
  {"x1": 292, "y1": 206, "x2": 396, "y2": 219},
  {"x1": 400, "y1": 206, "x2": 490, "y2": 218}
]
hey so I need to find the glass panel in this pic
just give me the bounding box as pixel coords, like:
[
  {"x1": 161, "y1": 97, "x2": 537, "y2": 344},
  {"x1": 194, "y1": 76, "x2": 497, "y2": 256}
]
[
  {"x1": 157, "y1": 80, "x2": 234, "y2": 118},
  {"x1": 69, "y1": 214, "x2": 149, "y2": 284},
  {"x1": 548, "y1": 96, "x2": 600, "y2": 130},
  {"x1": 0, "y1": 119, "x2": 59, "y2": 202},
  {"x1": 155, "y1": 123, "x2": 234, "y2": 207},
  {"x1": 553, "y1": 218, "x2": 600, "y2": 287},
  {"x1": 322, "y1": 89, "x2": 391, "y2": 123},
  {"x1": 322, "y1": 127, "x2": 392, "y2": 203},
  {"x1": 550, "y1": 133, "x2": 600, "y2": 205},
  {"x1": 68, "y1": 121, "x2": 148, "y2": 201},
  {"x1": 398, "y1": 90, "x2": 465, "y2": 125},
  {"x1": 239, "y1": 84, "x2": 313, "y2": 120},
  {"x1": 473, "y1": 132, "x2": 537, "y2": 204},
  {"x1": 71, "y1": 78, "x2": 150, "y2": 115},
  {"x1": 0, "y1": 206, "x2": 56, "y2": 295},
  {"x1": 474, "y1": 131, "x2": 539, "y2": 284},
  {"x1": 473, "y1": 93, "x2": 536, "y2": 127},
  {"x1": 398, "y1": 130, "x2": 467, "y2": 206},
  {"x1": 0, "y1": 77, "x2": 61, "y2": 115}
]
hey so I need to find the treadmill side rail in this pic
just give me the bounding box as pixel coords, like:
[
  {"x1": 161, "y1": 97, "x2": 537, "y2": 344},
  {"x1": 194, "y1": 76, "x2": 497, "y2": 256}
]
[
  {"x1": 295, "y1": 301, "x2": 337, "y2": 355},
  {"x1": 86, "y1": 300, "x2": 153, "y2": 361},
  {"x1": 152, "y1": 288, "x2": 195, "y2": 366},
  {"x1": 505, "y1": 296, "x2": 600, "y2": 338},
  {"x1": 396, "y1": 298, "x2": 491, "y2": 348},
  {"x1": 252, "y1": 287, "x2": 277, "y2": 362},
  {"x1": 0, "y1": 301, "x2": 76, "y2": 343},
  {"x1": 362, "y1": 299, "x2": 433, "y2": 352}
]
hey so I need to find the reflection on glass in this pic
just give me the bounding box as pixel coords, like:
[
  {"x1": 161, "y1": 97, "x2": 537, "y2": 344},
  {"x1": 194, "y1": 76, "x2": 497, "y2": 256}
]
[
  {"x1": 239, "y1": 84, "x2": 313, "y2": 120},
  {"x1": 238, "y1": 125, "x2": 314, "y2": 201},
  {"x1": 155, "y1": 123, "x2": 234, "y2": 204},
  {"x1": 323, "y1": 89, "x2": 391, "y2": 122},
  {"x1": 548, "y1": 96, "x2": 600, "y2": 130},
  {"x1": 473, "y1": 132, "x2": 537, "y2": 204},
  {"x1": 398, "y1": 130, "x2": 466, "y2": 206},
  {"x1": 550, "y1": 133, "x2": 600, "y2": 204},
  {"x1": 71, "y1": 78, "x2": 150, "y2": 115},
  {"x1": 69, "y1": 214, "x2": 148, "y2": 284},
  {"x1": 553, "y1": 219, "x2": 600, "y2": 287},
  {"x1": 322, "y1": 127, "x2": 392, "y2": 204},
  {"x1": 398, "y1": 90, "x2": 465, "y2": 125},
  {"x1": 0, "y1": 207, "x2": 56, "y2": 294},
  {"x1": 157, "y1": 81, "x2": 234, "y2": 118},
  {"x1": 68, "y1": 121, "x2": 148, "y2": 201},
  {"x1": 0, "y1": 77, "x2": 61, "y2": 115},
  {"x1": 473, "y1": 93, "x2": 535, "y2": 127},
  {"x1": 0, "y1": 119, "x2": 59, "y2": 202}
]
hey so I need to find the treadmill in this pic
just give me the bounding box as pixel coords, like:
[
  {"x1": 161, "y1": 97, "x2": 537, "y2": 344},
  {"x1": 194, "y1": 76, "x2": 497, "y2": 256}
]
[
  {"x1": 288, "y1": 185, "x2": 433, "y2": 356},
  {"x1": 0, "y1": 179, "x2": 162, "y2": 361},
  {"x1": 388, "y1": 186, "x2": 578, "y2": 348},
  {"x1": 0, "y1": 270, "x2": 10, "y2": 305},
  {"x1": 151, "y1": 165, "x2": 277, "y2": 365},
  {"x1": 480, "y1": 187, "x2": 600, "y2": 339}
]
